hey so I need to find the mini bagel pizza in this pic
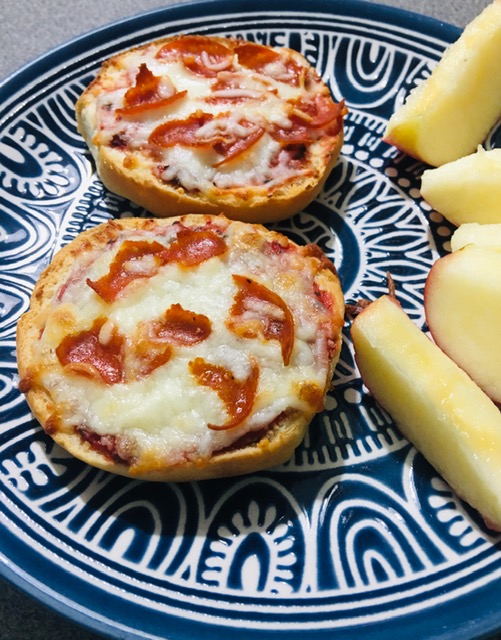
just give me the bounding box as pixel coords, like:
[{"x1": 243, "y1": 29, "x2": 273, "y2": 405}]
[
  {"x1": 76, "y1": 35, "x2": 347, "y2": 223},
  {"x1": 17, "y1": 214, "x2": 345, "y2": 481}
]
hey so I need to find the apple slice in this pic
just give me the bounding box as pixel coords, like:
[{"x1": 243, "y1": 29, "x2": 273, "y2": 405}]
[
  {"x1": 351, "y1": 294, "x2": 501, "y2": 530},
  {"x1": 383, "y1": 0, "x2": 501, "y2": 166},
  {"x1": 451, "y1": 222, "x2": 501, "y2": 252},
  {"x1": 424, "y1": 244, "x2": 501, "y2": 404},
  {"x1": 421, "y1": 148, "x2": 501, "y2": 226}
]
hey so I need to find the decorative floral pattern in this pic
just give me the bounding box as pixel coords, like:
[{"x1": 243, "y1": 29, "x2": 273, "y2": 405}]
[{"x1": 1, "y1": 5, "x2": 501, "y2": 640}]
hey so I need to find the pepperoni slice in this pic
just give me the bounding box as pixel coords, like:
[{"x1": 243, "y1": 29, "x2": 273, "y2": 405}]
[
  {"x1": 117, "y1": 90, "x2": 187, "y2": 116},
  {"x1": 131, "y1": 303, "x2": 211, "y2": 379},
  {"x1": 150, "y1": 112, "x2": 265, "y2": 166},
  {"x1": 270, "y1": 116, "x2": 314, "y2": 145},
  {"x1": 235, "y1": 41, "x2": 303, "y2": 85},
  {"x1": 235, "y1": 41, "x2": 281, "y2": 70},
  {"x1": 156, "y1": 35, "x2": 234, "y2": 77},
  {"x1": 213, "y1": 125, "x2": 265, "y2": 167},
  {"x1": 115, "y1": 63, "x2": 186, "y2": 117},
  {"x1": 163, "y1": 227, "x2": 228, "y2": 266},
  {"x1": 271, "y1": 96, "x2": 346, "y2": 144},
  {"x1": 131, "y1": 338, "x2": 173, "y2": 379},
  {"x1": 87, "y1": 231, "x2": 228, "y2": 303},
  {"x1": 87, "y1": 240, "x2": 167, "y2": 304},
  {"x1": 114, "y1": 64, "x2": 187, "y2": 116},
  {"x1": 293, "y1": 94, "x2": 346, "y2": 129},
  {"x1": 270, "y1": 111, "x2": 343, "y2": 145},
  {"x1": 150, "y1": 303, "x2": 212, "y2": 345},
  {"x1": 123, "y1": 64, "x2": 160, "y2": 107},
  {"x1": 189, "y1": 357, "x2": 259, "y2": 430},
  {"x1": 227, "y1": 275, "x2": 294, "y2": 366},
  {"x1": 149, "y1": 112, "x2": 216, "y2": 148},
  {"x1": 56, "y1": 317, "x2": 125, "y2": 385}
]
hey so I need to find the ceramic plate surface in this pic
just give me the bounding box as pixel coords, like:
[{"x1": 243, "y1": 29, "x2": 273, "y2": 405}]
[{"x1": 2, "y1": 1, "x2": 501, "y2": 638}]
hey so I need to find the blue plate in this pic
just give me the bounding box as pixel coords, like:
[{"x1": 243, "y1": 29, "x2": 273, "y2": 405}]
[{"x1": 2, "y1": 1, "x2": 501, "y2": 639}]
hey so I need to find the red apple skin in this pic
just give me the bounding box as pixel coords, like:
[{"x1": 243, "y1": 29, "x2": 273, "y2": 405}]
[{"x1": 424, "y1": 248, "x2": 501, "y2": 405}]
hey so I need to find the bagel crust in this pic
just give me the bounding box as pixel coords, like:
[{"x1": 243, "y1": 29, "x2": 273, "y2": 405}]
[
  {"x1": 76, "y1": 35, "x2": 346, "y2": 223},
  {"x1": 17, "y1": 214, "x2": 344, "y2": 481}
]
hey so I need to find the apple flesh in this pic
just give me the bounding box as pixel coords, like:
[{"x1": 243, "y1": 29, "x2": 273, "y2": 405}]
[
  {"x1": 421, "y1": 148, "x2": 501, "y2": 226},
  {"x1": 383, "y1": 0, "x2": 501, "y2": 166},
  {"x1": 351, "y1": 294, "x2": 501, "y2": 530},
  {"x1": 451, "y1": 222, "x2": 501, "y2": 252},
  {"x1": 424, "y1": 244, "x2": 501, "y2": 404}
]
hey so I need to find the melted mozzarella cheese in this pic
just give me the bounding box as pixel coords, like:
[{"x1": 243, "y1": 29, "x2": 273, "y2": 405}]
[
  {"x1": 36, "y1": 222, "x2": 332, "y2": 465},
  {"x1": 157, "y1": 133, "x2": 289, "y2": 194},
  {"x1": 159, "y1": 146, "x2": 218, "y2": 191}
]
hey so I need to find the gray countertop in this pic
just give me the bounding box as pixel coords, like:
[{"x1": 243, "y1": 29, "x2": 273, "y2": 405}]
[
  {"x1": 0, "y1": 0, "x2": 493, "y2": 81},
  {"x1": 0, "y1": 0, "x2": 496, "y2": 639}
]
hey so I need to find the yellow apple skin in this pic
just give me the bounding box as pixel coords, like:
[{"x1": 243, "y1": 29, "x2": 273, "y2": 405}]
[
  {"x1": 421, "y1": 148, "x2": 501, "y2": 225},
  {"x1": 451, "y1": 222, "x2": 501, "y2": 252},
  {"x1": 384, "y1": 0, "x2": 501, "y2": 166},
  {"x1": 424, "y1": 245, "x2": 501, "y2": 404},
  {"x1": 351, "y1": 294, "x2": 501, "y2": 530}
]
